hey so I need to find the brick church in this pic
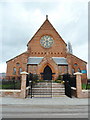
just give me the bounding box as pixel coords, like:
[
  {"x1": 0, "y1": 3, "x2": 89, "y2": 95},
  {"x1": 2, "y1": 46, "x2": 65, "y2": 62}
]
[{"x1": 6, "y1": 15, "x2": 87, "y2": 83}]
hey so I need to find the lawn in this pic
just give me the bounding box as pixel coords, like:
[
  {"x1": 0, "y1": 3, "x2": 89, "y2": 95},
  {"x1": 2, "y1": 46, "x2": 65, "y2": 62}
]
[
  {"x1": 0, "y1": 80, "x2": 21, "y2": 89},
  {"x1": 82, "y1": 83, "x2": 90, "y2": 90}
]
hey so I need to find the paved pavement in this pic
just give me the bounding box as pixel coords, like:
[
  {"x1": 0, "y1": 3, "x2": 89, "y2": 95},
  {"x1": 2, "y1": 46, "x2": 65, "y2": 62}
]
[
  {"x1": 0, "y1": 96, "x2": 89, "y2": 119},
  {"x1": 1, "y1": 96, "x2": 89, "y2": 105}
]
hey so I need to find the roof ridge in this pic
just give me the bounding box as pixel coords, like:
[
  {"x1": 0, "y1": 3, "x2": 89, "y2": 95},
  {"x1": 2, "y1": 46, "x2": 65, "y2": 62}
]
[{"x1": 27, "y1": 18, "x2": 67, "y2": 46}]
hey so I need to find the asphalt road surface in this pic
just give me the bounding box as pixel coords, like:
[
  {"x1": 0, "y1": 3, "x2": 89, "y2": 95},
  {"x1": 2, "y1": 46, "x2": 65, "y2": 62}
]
[
  {"x1": 0, "y1": 97, "x2": 89, "y2": 119},
  {"x1": 2, "y1": 104, "x2": 88, "y2": 118}
]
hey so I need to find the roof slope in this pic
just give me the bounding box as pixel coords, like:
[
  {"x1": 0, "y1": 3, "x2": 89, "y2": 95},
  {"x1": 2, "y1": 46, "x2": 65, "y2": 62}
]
[
  {"x1": 6, "y1": 51, "x2": 27, "y2": 63},
  {"x1": 27, "y1": 18, "x2": 67, "y2": 46},
  {"x1": 27, "y1": 57, "x2": 68, "y2": 65},
  {"x1": 67, "y1": 53, "x2": 87, "y2": 64}
]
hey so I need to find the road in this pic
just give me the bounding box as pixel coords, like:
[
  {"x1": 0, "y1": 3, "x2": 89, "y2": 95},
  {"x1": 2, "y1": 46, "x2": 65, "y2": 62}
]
[
  {"x1": 2, "y1": 104, "x2": 88, "y2": 118},
  {"x1": 0, "y1": 97, "x2": 89, "y2": 118}
]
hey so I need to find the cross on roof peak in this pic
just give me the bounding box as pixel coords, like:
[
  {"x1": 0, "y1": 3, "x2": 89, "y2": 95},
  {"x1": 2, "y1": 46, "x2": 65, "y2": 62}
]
[{"x1": 46, "y1": 15, "x2": 48, "y2": 20}]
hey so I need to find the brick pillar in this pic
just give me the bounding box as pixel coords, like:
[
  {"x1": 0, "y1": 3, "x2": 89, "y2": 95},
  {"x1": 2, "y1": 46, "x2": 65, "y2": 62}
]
[
  {"x1": 20, "y1": 71, "x2": 28, "y2": 98},
  {"x1": 74, "y1": 72, "x2": 82, "y2": 98}
]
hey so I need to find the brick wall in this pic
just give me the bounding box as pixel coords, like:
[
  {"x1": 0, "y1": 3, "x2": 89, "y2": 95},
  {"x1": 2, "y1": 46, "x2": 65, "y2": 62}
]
[
  {"x1": 27, "y1": 20, "x2": 67, "y2": 58},
  {"x1": 0, "y1": 90, "x2": 21, "y2": 98},
  {"x1": 67, "y1": 53, "x2": 87, "y2": 83},
  {"x1": 6, "y1": 52, "x2": 28, "y2": 76}
]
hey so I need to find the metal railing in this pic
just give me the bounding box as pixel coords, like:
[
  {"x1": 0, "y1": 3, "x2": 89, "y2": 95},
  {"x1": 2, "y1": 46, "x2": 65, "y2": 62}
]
[{"x1": 1, "y1": 76, "x2": 21, "y2": 89}]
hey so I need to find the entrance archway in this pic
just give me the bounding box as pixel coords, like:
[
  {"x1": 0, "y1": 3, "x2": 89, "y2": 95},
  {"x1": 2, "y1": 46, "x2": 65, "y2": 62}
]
[{"x1": 43, "y1": 65, "x2": 52, "y2": 80}]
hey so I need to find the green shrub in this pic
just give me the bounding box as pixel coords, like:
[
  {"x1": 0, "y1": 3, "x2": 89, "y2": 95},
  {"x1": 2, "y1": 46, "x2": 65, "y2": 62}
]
[
  {"x1": 34, "y1": 79, "x2": 44, "y2": 83},
  {"x1": 86, "y1": 84, "x2": 90, "y2": 89},
  {"x1": 57, "y1": 75, "x2": 62, "y2": 80},
  {"x1": 82, "y1": 84, "x2": 90, "y2": 90},
  {"x1": 32, "y1": 74, "x2": 39, "y2": 81},
  {"x1": 54, "y1": 79, "x2": 62, "y2": 83},
  {"x1": 1, "y1": 80, "x2": 21, "y2": 89},
  {"x1": 82, "y1": 84, "x2": 87, "y2": 90}
]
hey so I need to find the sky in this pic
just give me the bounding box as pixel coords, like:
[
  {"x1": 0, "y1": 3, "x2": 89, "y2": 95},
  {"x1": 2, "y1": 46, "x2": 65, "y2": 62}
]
[{"x1": 0, "y1": 0, "x2": 89, "y2": 77}]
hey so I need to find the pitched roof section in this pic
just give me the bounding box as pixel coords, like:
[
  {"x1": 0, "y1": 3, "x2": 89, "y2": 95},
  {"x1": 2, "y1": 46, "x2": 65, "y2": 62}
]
[
  {"x1": 68, "y1": 53, "x2": 87, "y2": 64},
  {"x1": 52, "y1": 57, "x2": 68, "y2": 65},
  {"x1": 6, "y1": 52, "x2": 27, "y2": 63},
  {"x1": 27, "y1": 18, "x2": 67, "y2": 46},
  {"x1": 27, "y1": 57, "x2": 43, "y2": 65},
  {"x1": 27, "y1": 57, "x2": 68, "y2": 65}
]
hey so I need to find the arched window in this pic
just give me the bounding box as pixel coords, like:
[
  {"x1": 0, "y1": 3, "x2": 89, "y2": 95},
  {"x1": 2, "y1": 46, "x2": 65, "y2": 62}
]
[
  {"x1": 19, "y1": 68, "x2": 22, "y2": 74},
  {"x1": 78, "y1": 68, "x2": 81, "y2": 73},
  {"x1": 72, "y1": 68, "x2": 75, "y2": 74},
  {"x1": 16, "y1": 62, "x2": 20, "y2": 66},
  {"x1": 74, "y1": 63, "x2": 78, "y2": 66},
  {"x1": 13, "y1": 67, "x2": 16, "y2": 75}
]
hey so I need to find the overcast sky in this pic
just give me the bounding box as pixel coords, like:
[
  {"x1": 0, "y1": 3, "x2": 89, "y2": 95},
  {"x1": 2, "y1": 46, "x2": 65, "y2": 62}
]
[{"x1": 0, "y1": 0, "x2": 89, "y2": 77}]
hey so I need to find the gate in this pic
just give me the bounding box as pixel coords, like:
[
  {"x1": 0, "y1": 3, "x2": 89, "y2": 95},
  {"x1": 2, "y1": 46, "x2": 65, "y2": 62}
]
[
  {"x1": 63, "y1": 74, "x2": 76, "y2": 98},
  {"x1": 27, "y1": 73, "x2": 52, "y2": 98}
]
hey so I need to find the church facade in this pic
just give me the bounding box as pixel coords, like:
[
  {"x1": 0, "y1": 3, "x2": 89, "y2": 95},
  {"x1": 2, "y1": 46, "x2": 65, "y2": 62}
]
[{"x1": 6, "y1": 16, "x2": 87, "y2": 83}]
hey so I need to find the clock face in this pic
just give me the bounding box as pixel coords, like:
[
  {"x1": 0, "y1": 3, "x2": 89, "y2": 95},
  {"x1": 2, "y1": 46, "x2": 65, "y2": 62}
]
[{"x1": 40, "y1": 35, "x2": 54, "y2": 48}]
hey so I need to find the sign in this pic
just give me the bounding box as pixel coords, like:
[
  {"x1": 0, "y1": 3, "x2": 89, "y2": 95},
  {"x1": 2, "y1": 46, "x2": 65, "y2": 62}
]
[{"x1": 81, "y1": 70, "x2": 87, "y2": 74}]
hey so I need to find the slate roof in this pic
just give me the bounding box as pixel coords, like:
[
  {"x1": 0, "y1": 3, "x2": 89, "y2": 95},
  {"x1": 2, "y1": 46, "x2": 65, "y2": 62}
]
[
  {"x1": 52, "y1": 57, "x2": 68, "y2": 65},
  {"x1": 27, "y1": 57, "x2": 43, "y2": 64},
  {"x1": 27, "y1": 57, "x2": 68, "y2": 65}
]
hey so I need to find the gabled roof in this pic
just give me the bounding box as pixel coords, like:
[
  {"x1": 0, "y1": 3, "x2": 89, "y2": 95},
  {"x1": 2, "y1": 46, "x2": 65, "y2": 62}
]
[
  {"x1": 52, "y1": 57, "x2": 68, "y2": 65},
  {"x1": 27, "y1": 57, "x2": 43, "y2": 65},
  {"x1": 67, "y1": 53, "x2": 87, "y2": 64},
  {"x1": 6, "y1": 52, "x2": 27, "y2": 63},
  {"x1": 27, "y1": 17, "x2": 67, "y2": 46},
  {"x1": 27, "y1": 57, "x2": 68, "y2": 65}
]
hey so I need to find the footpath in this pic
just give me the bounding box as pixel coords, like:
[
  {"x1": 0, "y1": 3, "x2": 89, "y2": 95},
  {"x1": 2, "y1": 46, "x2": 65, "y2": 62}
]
[{"x1": 0, "y1": 97, "x2": 89, "y2": 119}]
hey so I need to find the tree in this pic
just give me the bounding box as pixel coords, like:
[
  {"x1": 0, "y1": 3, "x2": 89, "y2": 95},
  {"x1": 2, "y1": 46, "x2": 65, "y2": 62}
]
[{"x1": 67, "y1": 41, "x2": 73, "y2": 54}]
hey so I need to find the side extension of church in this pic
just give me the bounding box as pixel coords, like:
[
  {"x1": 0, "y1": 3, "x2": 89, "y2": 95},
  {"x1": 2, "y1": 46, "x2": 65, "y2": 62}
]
[{"x1": 6, "y1": 16, "x2": 87, "y2": 83}]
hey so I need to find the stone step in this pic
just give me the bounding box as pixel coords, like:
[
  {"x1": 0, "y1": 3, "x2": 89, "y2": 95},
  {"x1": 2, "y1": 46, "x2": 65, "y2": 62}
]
[
  {"x1": 31, "y1": 91, "x2": 65, "y2": 93},
  {"x1": 35, "y1": 82, "x2": 52, "y2": 85},
  {"x1": 30, "y1": 92, "x2": 65, "y2": 94},
  {"x1": 52, "y1": 84, "x2": 64, "y2": 86},
  {"x1": 30, "y1": 88, "x2": 65, "y2": 92},
  {"x1": 30, "y1": 93, "x2": 65, "y2": 96},
  {"x1": 29, "y1": 88, "x2": 65, "y2": 94},
  {"x1": 32, "y1": 88, "x2": 65, "y2": 90},
  {"x1": 29, "y1": 82, "x2": 65, "y2": 97},
  {"x1": 52, "y1": 95, "x2": 66, "y2": 97},
  {"x1": 29, "y1": 92, "x2": 65, "y2": 95},
  {"x1": 28, "y1": 94, "x2": 66, "y2": 98},
  {"x1": 34, "y1": 82, "x2": 64, "y2": 86},
  {"x1": 33, "y1": 84, "x2": 64, "y2": 88}
]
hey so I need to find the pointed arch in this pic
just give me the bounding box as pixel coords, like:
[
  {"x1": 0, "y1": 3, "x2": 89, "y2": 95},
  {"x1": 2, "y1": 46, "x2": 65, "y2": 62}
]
[
  {"x1": 37, "y1": 57, "x2": 59, "y2": 80},
  {"x1": 43, "y1": 65, "x2": 52, "y2": 80}
]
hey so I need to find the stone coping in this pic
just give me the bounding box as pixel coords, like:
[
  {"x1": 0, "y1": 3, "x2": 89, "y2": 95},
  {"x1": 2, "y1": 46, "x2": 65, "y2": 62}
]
[
  {"x1": 31, "y1": 88, "x2": 65, "y2": 89},
  {"x1": 71, "y1": 87, "x2": 76, "y2": 90},
  {"x1": 0, "y1": 89, "x2": 21, "y2": 92},
  {"x1": 82, "y1": 90, "x2": 90, "y2": 92},
  {"x1": 71, "y1": 87, "x2": 90, "y2": 92},
  {"x1": 26, "y1": 86, "x2": 30, "y2": 90}
]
